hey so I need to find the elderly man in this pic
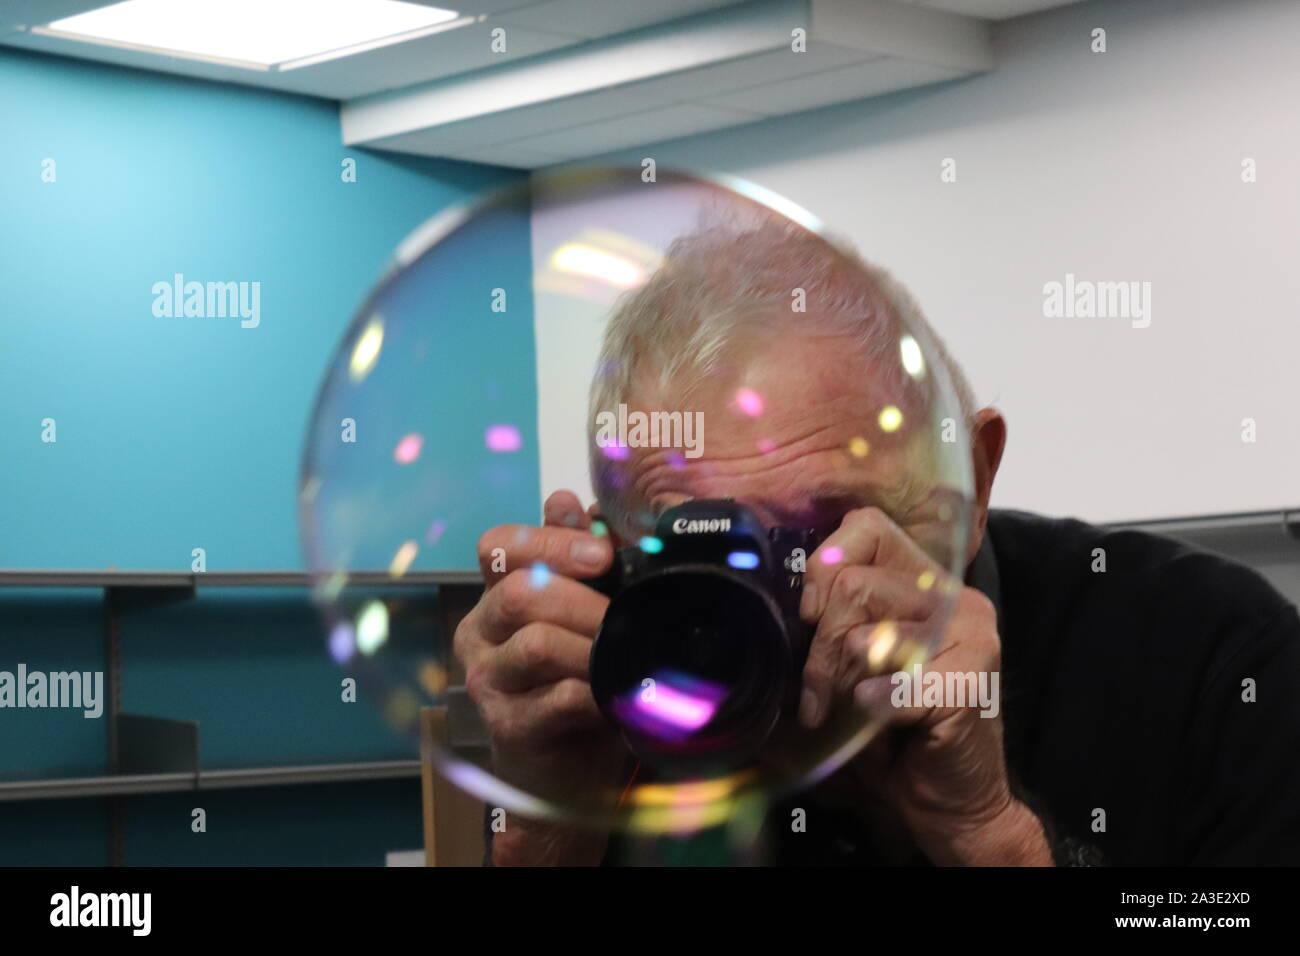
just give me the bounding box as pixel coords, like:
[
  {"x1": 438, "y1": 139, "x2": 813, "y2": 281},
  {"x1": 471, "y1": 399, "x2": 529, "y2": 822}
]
[{"x1": 454, "y1": 219, "x2": 1300, "y2": 866}]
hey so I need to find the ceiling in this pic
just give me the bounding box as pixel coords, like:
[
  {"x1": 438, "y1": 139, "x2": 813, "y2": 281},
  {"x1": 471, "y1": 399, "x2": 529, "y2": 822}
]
[{"x1": 0, "y1": 0, "x2": 1087, "y2": 167}]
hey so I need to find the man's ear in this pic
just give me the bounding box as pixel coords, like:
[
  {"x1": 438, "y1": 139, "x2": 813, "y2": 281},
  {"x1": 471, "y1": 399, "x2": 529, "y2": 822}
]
[{"x1": 966, "y1": 408, "x2": 1007, "y2": 564}]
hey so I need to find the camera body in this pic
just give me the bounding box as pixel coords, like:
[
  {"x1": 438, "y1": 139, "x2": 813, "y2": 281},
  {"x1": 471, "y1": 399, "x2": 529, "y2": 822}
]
[{"x1": 587, "y1": 499, "x2": 820, "y2": 776}]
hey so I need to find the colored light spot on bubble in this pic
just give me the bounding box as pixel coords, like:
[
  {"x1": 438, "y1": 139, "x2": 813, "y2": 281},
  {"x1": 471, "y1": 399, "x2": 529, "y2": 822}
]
[
  {"x1": 300, "y1": 477, "x2": 321, "y2": 505},
  {"x1": 666, "y1": 451, "x2": 686, "y2": 470},
  {"x1": 349, "y1": 316, "x2": 384, "y2": 383},
  {"x1": 317, "y1": 571, "x2": 348, "y2": 603},
  {"x1": 639, "y1": 536, "x2": 664, "y2": 554},
  {"x1": 486, "y1": 424, "x2": 522, "y2": 452},
  {"x1": 418, "y1": 660, "x2": 448, "y2": 697},
  {"x1": 329, "y1": 622, "x2": 355, "y2": 664},
  {"x1": 735, "y1": 387, "x2": 764, "y2": 417},
  {"x1": 848, "y1": 436, "x2": 870, "y2": 458},
  {"x1": 757, "y1": 437, "x2": 776, "y2": 454},
  {"x1": 878, "y1": 405, "x2": 903, "y2": 433},
  {"x1": 530, "y1": 563, "x2": 552, "y2": 589},
  {"x1": 394, "y1": 433, "x2": 423, "y2": 465},
  {"x1": 356, "y1": 601, "x2": 389, "y2": 656},
  {"x1": 425, "y1": 519, "x2": 447, "y2": 545},
  {"x1": 590, "y1": 520, "x2": 608, "y2": 538},
  {"x1": 866, "y1": 620, "x2": 899, "y2": 672},
  {"x1": 600, "y1": 442, "x2": 630, "y2": 461},
  {"x1": 916, "y1": 570, "x2": 936, "y2": 591},
  {"x1": 551, "y1": 242, "x2": 647, "y2": 289},
  {"x1": 820, "y1": 546, "x2": 844, "y2": 565},
  {"x1": 900, "y1": 335, "x2": 925, "y2": 377},
  {"x1": 384, "y1": 688, "x2": 420, "y2": 730},
  {"x1": 389, "y1": 540, "x2": 418, "y2": 578},
  {"x1": 902, "y1": 639, "x2": 928, "y2": 673},
  {"x1": 727, "y1": 551, "x2": 760, "y2": 570}
]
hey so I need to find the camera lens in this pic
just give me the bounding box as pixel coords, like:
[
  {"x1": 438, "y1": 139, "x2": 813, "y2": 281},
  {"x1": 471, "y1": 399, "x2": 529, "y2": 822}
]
[{"x1": 589, "y1": 566, "x2": 792, "y2": 777}]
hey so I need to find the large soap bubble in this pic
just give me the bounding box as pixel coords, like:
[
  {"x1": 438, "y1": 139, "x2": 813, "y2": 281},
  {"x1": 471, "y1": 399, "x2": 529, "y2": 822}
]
[{"x1": 300, "y1": 167, "x2": 973, "y2": 837}]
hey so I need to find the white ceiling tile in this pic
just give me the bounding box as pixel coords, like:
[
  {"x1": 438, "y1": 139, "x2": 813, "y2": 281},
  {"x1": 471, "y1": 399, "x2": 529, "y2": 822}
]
[
  {"x1": 423, "y1": 42, "x2": 870, "y2": 146},
  {"x1": 701, "y1": 54, "x2": 967, "y2": 114},
  {"x1": 501, "y1": 102, "x2": 763, "y2": 158},
  {"x1": 270, "y1": 21, "x2": 582, "y2": 99},
  {"x1": 342, "y1": 0, "x2": 806, "y2": 142},
  {"x1": 493, "y1": 0, "x2": 744, "y2": 39},
  {"x1": 373, "y1": 130, "x2": 566, "y2": 167},
  {"x1": 609, "y1": 42, "x2": 870, "y2": 105},
  {"x1": 425, "y1": 84, "x2": 681, "y2": 146},
  {"x1": 437, "y1": 0, "x2": 540, "y2": 14},
  {"x1": 920, "y1": 0, "x2": 1085, "y2": 19},
  {"x1": 431, "y1": 143, "x2": 569, "y2": 168}
]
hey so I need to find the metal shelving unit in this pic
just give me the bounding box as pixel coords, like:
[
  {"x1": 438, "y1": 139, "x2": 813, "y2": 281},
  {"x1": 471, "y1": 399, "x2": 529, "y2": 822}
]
[
  {"x1": 0, "y1": 567, "x2": 484, "y2": 864},
  {"x1": 0, "y1": 760, "x2": 423, "y2": 802}
]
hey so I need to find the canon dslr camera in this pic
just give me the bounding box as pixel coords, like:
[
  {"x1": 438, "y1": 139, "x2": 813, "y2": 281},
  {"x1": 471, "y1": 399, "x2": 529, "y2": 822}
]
[{"x1": 588, "y1": 499, "x2": 820, "y2": 776}]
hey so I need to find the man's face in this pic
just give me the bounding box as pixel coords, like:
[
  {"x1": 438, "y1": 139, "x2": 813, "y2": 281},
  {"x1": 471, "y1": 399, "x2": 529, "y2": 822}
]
[{"x1": 615, "y1": 324, "x2": 954, "y2": 557}]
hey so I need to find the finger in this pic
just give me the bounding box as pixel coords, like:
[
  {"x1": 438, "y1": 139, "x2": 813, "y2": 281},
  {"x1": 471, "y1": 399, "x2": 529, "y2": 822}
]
[
  {"x1": 851, "y1": 633, "x2": 978, "y2": 731},
  {"x1": 801, "y1": 618, "x2": 925, "y2": 729},
  {"x1": 544, "y1": 490, "x2": 591, "y2": 530},
  {"x1": 478, "y1": 569, "x2": 609, "y2": 644},
  {"x1": 495, "y1": 677, "x2": 605, "y2": 745},
  {"x1": 799, "y1": 506, "x2": 948, "y2": 624},
  {"x1": 811, "y1": 565, "x2": 941, "y2": 640},
  {"x1": 855, "y1": 671, "x2": 936, "y2": 730},
  {"x1": 477, "y1": 523, "x2": 612, "y2": 584},
  {"x1": 799, "y1": 564, "x2": 931, "y2": 730},
  {"x1": 585, "y1": 501, "x2": 628, "y2": 549},
  {"x1": 484, "y1": 622, "x2": 593, "y2": 692}
]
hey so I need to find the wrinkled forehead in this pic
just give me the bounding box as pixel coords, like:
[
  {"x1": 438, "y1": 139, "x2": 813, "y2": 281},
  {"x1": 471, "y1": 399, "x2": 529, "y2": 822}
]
[{"x1": 591, "y1": 325, "x2": 935, "y2": 535}]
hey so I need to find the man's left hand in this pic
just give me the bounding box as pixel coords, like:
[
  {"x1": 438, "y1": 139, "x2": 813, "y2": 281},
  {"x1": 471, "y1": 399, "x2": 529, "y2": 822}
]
[{"x1": 797, "y1": 506, "x2": 1052, "y2": 866}]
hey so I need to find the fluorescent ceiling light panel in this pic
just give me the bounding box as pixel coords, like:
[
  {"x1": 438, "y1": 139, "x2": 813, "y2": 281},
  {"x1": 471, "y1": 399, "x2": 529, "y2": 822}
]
[{"x1": 42, "y1": 0, "x2": 462, "y2": 70}]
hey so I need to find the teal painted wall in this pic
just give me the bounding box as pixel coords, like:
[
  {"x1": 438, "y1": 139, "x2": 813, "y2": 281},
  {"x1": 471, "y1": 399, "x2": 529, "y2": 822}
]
[
  {"x1": 0, "y1": 46, "x2": 533, "y2": 571},
  {"x1": 0, "y1": 48, "x2": 533, "y2": 865}
]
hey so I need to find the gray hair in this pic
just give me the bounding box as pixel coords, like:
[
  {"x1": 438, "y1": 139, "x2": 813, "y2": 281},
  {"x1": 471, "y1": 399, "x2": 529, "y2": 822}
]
[{"x1": 588, "y1": 215, "x2": 977, "y2": 536}]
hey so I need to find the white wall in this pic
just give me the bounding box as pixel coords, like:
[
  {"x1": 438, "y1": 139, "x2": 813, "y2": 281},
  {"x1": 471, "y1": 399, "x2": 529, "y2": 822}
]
[{"x1": 535, "y1": 0, "x2": 1300, "y2": 523}]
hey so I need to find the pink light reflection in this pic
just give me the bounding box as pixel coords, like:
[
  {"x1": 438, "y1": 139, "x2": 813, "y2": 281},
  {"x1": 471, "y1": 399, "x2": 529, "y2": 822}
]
[
  {"x1": 394, "y1": 433, "x2": 423, "y2": 464},
  {"x1": 639, "y1": 684, "x2": 716, "y2": 730},
  {"x1": 600, "y1": 442, "x2": 630, "y2": 461},
  {"x1": 485, "y1": 424, "x2": 522, "y2": 452},
  {"x1": 611, "y1": 672, "x2": 728, "y2": 742},
  {"x1": 735, "y1": 388, "x2": 764, "y2": 417}
]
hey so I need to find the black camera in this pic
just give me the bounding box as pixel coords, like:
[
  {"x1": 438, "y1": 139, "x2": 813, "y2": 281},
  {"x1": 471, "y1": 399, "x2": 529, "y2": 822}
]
[{"x1": 587, "y1": 500, "x2": 820, "y2": 777}]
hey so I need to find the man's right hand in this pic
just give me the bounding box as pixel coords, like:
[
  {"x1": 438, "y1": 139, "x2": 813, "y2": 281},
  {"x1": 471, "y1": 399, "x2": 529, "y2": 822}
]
[{"x1": 453, "y1": 490, "x2": 627, "y2": 865}]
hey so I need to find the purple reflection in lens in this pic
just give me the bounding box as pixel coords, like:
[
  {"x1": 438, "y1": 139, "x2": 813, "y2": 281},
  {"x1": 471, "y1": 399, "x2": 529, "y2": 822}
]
[{"x1": 611, "y1": 671, "x2": 728, "y2": 742}]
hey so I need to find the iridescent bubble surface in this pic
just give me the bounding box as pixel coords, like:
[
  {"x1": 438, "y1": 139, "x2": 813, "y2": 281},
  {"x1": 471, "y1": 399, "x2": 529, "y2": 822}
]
[{"x1": 300, "y1": 167, "x2": 974, "y2": 835}]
